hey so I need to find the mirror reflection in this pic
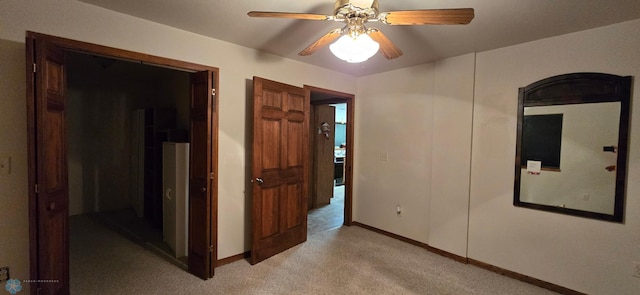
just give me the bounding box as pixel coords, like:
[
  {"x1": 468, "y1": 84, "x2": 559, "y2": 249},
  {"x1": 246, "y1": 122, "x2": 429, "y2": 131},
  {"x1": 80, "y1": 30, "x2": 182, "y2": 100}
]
[
  {"x1": 514, "y1": 73, "x2": 632, "y2": 222},
  {"x1": 520, "y1": 102, "x2": 620, "y2": 214}
]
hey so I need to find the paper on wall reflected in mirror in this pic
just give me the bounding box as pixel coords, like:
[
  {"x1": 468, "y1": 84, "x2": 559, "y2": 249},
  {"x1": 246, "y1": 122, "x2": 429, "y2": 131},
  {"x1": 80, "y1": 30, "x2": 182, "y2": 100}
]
[{"x1": 526, "y1": 160, "x2": 541, "y2": 175}]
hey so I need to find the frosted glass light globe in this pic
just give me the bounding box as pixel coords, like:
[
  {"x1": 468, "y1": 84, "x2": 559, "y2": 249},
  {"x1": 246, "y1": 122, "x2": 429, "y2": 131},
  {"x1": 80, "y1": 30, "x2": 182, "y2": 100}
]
[{"x1": 329, "y1": 34, "x2": 380, "y2": 63}]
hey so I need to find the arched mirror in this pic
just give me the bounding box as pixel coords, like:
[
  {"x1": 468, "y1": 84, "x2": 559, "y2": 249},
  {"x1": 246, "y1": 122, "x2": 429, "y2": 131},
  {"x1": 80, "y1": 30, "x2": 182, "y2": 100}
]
[{"x1": 514, "y1": 73, "x2": 632, "y2": 222}]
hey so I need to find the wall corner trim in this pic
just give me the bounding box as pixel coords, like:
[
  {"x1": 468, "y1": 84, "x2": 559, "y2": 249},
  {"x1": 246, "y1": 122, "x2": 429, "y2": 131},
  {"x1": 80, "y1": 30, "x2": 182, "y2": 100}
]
[{"x1": 468, "y1": 259, "x2": 586, "y2": 295}]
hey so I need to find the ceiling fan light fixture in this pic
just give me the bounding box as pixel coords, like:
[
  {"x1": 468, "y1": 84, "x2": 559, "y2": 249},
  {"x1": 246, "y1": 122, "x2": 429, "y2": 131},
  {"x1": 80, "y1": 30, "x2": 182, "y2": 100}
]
[
  {"x1": 249, "y1": 1, "x2": 473, "y2": 62},
  {"x1": 329, "y1": 33, "x2": 380, "y2": 63}
]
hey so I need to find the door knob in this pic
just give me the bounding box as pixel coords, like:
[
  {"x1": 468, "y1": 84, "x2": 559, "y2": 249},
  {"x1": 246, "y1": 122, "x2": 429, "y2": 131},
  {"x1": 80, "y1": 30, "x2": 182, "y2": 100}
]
[
  {"x1": 201, "y1": 187, "x2": 207, "y2": 192},
  {"x1": 255, "y1": 177, "x2": 264, "y2": 185}
]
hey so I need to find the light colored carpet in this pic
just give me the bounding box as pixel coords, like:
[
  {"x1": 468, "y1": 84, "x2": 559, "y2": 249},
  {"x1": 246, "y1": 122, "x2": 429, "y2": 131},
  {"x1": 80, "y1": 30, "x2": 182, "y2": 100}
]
[
  {"x1": 88, "y1": 184, "x2": 346, "y2": 270},
  {"x1": 70, "y1": 213, "x2": 558, "y2": 295}
]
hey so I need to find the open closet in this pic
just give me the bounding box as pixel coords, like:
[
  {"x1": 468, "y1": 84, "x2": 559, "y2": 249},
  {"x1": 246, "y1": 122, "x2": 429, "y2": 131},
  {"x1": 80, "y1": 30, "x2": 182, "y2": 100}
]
[{"x1": 67, "y1": 51, "x2": 191, "y2": 267}]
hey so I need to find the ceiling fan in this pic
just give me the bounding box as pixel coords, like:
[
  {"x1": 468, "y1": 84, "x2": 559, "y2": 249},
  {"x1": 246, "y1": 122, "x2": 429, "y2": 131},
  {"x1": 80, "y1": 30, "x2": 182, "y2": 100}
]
[{"x1": 248, "y1": 0, "x2": 474, "y2": 62}]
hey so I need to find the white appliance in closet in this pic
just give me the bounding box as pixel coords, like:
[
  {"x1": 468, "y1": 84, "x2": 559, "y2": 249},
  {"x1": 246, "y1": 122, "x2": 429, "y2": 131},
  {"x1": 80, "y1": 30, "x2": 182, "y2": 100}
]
[{"x1": 162, "y1": 142, "x2": 189, "y2": 258}]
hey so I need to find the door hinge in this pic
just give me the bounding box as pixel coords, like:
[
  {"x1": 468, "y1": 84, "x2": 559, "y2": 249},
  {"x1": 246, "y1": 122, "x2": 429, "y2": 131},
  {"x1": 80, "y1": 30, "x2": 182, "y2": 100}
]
[
  {"x1": 35, "y1": 184, "x2": 39, "y2": 194},
  {"x1": 33, "y1": 63, "x2": 37, "y2": 73},
  {"x1": 211, "y1": 89, "x2": 216, "y2": 96},
  {"x1": 210, "y1": 172, "x2": 214, "y2": 180},
  {"x1": 209, "y1": 245, "x2": 214, "y2": 252}
]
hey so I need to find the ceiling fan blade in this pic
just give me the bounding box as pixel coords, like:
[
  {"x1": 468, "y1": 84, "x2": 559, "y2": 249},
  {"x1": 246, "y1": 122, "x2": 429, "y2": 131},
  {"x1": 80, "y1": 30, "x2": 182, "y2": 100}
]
[
  {"x1": 247, "y1": 11, "x2": 333, "y2": 21},
  {"x1": 299, "y1": 29, "x2": 343, "y2": 56},
  {"x1": 379, "y1": 8, "x2": 474, "y2": 25},
  {"x1": 367, "y1": 29, "x2": 403, "y2": 60}
]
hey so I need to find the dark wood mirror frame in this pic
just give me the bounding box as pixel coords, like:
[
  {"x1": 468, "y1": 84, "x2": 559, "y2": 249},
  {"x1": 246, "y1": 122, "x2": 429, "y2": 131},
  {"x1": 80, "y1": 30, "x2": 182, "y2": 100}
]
[{"x1": 514, "y1": 72, "x2": 632, "y2": 222}]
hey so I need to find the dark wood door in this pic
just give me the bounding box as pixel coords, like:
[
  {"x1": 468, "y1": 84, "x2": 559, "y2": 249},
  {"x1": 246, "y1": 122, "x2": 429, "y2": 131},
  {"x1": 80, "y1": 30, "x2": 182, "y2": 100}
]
[
  {"x1": 188, "y1": 70, "x2": 216, "y2": 278},
  {"x1": 311, "y1": 105, "x2": 336, "y2": 208},
  {"x1": 27, "y1": 37, "x2": 69, "y2": 295},
  {"x1": 251, "y1": 77, "x2": 309, "y2": 264}
]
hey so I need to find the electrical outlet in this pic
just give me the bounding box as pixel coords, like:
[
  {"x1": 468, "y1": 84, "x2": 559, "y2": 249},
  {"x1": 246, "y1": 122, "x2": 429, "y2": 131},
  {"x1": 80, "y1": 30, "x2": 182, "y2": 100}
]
[
  {"x1": 379, "y1": 152, "x2": 388, "y2": 162},
  {"x1": 633, "y1": 261, "x2": 640, "y2": 278},
  {"x1": 0, "y1": 267, "x2": 9, "y2": 282}
]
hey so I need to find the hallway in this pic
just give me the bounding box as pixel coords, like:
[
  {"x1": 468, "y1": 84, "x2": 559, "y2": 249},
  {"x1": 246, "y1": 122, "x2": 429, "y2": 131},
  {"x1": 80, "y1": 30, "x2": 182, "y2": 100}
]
[{"x1": 308, "y1": 185, "x2": 345, "y2": 236}]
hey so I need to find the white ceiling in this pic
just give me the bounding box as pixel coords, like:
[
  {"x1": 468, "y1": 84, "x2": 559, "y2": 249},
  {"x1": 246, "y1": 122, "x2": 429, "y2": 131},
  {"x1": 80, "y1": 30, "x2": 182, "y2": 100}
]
[{"x1": 78, "y1": 0, "x2": 640, "y2": 77}]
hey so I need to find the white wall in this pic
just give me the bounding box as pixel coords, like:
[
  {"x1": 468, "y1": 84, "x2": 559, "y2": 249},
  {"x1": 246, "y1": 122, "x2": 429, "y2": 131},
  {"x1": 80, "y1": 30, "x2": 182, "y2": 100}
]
[
  {"x1": 428, "y1": 54, "x2": 475, "y2": 257},
  {"x1": 353, "y1": 19, "x2": 640, "y2": 295},
  {"x1": 332, "y1": 104, "x2": 347, "y2": 124},
  {"x1": 469, "y1": 19, "x2": 640, "y2": 295},
  {"x1": 354, "y1": 64, "x2": 434, "y2": 243},
  {"x1": 0, "y1": 38, "x2": 29, "y2": 291},
  {"x1": 352, "y1": 53, "x2": 476, "y2": 257},
  {"x1": 0, "y1": 0, "x2": 357, "y2": 286}
]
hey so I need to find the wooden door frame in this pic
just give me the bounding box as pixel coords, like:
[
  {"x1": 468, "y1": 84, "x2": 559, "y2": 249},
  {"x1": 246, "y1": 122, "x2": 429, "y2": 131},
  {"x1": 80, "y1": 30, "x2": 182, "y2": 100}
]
[
  {"x1": 26, "y1": 32, "x2": 220, "y2": 284},
  {"x1": 305, "y1": 85, "x2": 354, "y2": 226}
]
